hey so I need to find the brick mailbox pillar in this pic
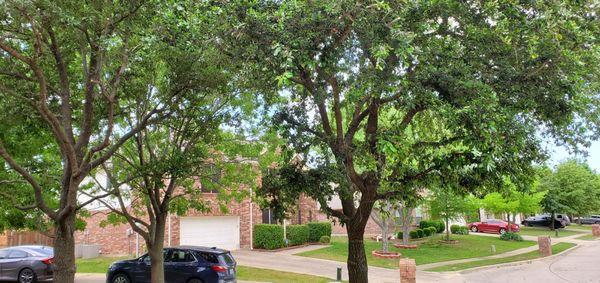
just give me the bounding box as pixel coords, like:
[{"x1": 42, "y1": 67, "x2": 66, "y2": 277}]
[
  {"x1": 592, "y1": 224, "x2": 600, "y2": 237},
  {"x1": 538, "y1": 236, "x2": 552, "y2": 257},
  {"x1": 399, "y1": 258, "x2": 416, "y2": 283}
]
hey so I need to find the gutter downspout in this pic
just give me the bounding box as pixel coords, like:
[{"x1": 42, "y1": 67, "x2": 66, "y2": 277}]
[
  {"x1": 250, "y1": 189, "x2": 254, "y2": 250},
  {"x1": 168, "y1": 212, "x2": 172, "y2": 247}
]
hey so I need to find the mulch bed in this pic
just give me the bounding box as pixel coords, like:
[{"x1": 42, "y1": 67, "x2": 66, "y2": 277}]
[
  {"x1": 371, "y1": 250, "x2": 401, "y2": 259},
  {"x1": 393, "y1": 243, "x2": 418, "y2": 249}
]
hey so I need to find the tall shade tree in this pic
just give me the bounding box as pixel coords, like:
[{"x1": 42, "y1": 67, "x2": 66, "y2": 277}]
[
  {"x1": 0, "y1": 1, "x2": 205, "y2": 281},
  {"x1": 540, "y1": 160, "x2": 600, "y2": 228},
  {"x1": 227, "y1": 1, "x2": 600, "y2": 281}
]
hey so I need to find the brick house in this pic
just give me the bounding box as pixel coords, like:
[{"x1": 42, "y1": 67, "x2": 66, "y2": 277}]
[{"x1": 75, "y1": 186, "x2": 319, "y2": 255}]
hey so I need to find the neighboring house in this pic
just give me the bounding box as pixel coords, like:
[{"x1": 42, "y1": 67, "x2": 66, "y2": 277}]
[{"x1": 74, "y1": 181, "x2": 319, "y2": 255}]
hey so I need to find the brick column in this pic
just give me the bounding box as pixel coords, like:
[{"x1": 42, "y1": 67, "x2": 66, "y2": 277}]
[
  {"x1": 399, "y1": 258, "x2": 416, "y2": 283},
  {"x1": 538, "y1": 236, "x2": 552, "y2": 257},
  {"x1": 592, "y1": 224, "x2": 600, "y2": 237}
]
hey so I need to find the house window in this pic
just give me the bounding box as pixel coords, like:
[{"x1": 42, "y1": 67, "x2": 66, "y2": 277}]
[
  {"x1": 262, "y1": 208, "x2": 275, "y2": 224},
  {"x1": 200, "y1": 165, "x2": 221, "y2": 193}
]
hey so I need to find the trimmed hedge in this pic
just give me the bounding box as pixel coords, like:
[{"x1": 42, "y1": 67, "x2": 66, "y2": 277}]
[
  {"x1": 416, "y1": 228, "x2": 425, "y2": 238},
  {"x1": 500, "y1": 232, "x2": 523, "y2": 242},
  {"x1": 286, "y1": 224, "x2": 310, "y2": 246},
  {"x1": 254, "y1": 224, "x2": 285, "y2": 250},
  {"x1": 420, "y1": 220, "x2": 445, "y2": 233},
  {"x1": 409, "y1": 230, "x2": 419, "y2": 239},
  {"x1": 452, "y1": 225, "x2": 470, "y2": 235},
  {"x1": 423, "y1": 227, "x2": 434, "y2": 236},
  {"x1": 396, "y1": 231, "x2": 403, "y2": 239},
  {"x1": 307, "y1": 222, "x2": 332, "y2": 242},
  {"x1": 450, "y1": 225, "x2": 469, "y2": 235},
  {"x1": 427, "y1": 227, "x2": 437, "y2": 235},
  {"x1": 319, "y1": 235, "x2": 330, "y2": 244}
]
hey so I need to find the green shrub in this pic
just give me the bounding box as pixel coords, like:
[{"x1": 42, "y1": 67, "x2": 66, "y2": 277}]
[
  {"x1": 500, "y1": 232, "x2": 523, "y2": 241},
  {"x1": 451, "y1": 225, "x2": 469, "y2": 235},
  {"x1": 396, "y1": 231, "x2": 403, "y2": 239},
  {"x1": 416, "y1": 228, "x2": 425, "y2": 238},
  {"x1": 254, "y1": 224, "x2": 285, "y2": 250},
  {"x1": 419, "y1": 220, "x2": 431, "y2": 230},
  {"x1": 427, "y1": 227, "x2": 437, "y2": 235},
  {"x1": 286, "y1": 224, "x2": 310, "y2": 246},
  {"x1": 319, "y1": 235, "x2": 330, "y2": 244},
  {"x1": 434, "y1": 220, "x2": 445, "y2": 233},
  {"x1": 409, "y1": 230, "x2": 419, "y2": 239},
  {"x1": 307, "y1": 222, "x2": 332, "y2": 242},
  {"x1": 423, "y1": 227, "x2": 434, "y2": 236}
]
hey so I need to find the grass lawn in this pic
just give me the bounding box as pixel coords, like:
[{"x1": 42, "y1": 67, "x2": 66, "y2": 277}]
[
  {"x1": 426, "y1": 242, "x2": 576, "y2": 272},
  {"x1": 575, "y1": 234, "x2": 599, "y2": 241},
  {"x1": 76, "y1": 257, "x2": 335, "y2": 283},
  {"x1": 518, "y1": 227, "x2": 584, "y2": 238},
  {"x1": 567, "y1": 224, "x2": 593, "y2": 231},
  {"x1": 298, "y1": 235, "x2": 535, "y2": 268}
]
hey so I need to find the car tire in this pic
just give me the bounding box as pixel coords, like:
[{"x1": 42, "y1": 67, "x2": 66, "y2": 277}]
[
  {"x1": 111, "y1": 273, "x2": 131, "y2": 283},
  {"x1": 499, "y1": 228, "x2": 507, "y2": 234},
  {"x1": 188, "y1": 279, "x2": 203, "y2": 283},
  {"x1": 18, "y1": 268, "x2": 36, "y2": 283},
  {"x1": 471, "y1": 226, "x2": 478, "y2": 232}
]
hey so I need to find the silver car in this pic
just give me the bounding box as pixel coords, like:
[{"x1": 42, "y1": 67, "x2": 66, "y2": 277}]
[{"x1": 0, "y1": 246, "x2": 54, "y2": 283}]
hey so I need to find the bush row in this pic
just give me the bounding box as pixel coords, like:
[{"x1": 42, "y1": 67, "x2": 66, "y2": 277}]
[
  {"x1": 499, "y1": 232, "x2": 523, "y2": 241},
  {"x1": 408, "y1": 227, "x2": 437, "y2": 239},
  {"x1": 253, "y1": 222, "x2": 332, "y2": 250},
  {"x1": 419, "y1": 220, "x2": 445, "y2": 233},
  {"x1": 450, "y1": 225, "x2": 470, "y2": 235}
]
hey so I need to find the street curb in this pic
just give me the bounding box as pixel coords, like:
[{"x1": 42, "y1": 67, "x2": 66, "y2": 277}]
[{"x1": 420, "y1": 242, "x2": 580, "y2": 275}]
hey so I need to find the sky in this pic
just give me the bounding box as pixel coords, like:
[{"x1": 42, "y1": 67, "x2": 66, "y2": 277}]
[{"x1": 546, "y1": 140, "x2": 600, "y2": 172}]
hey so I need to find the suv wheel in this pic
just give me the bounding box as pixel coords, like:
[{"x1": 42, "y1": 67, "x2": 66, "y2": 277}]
[
  {"x1": 112, "y1": 274, "x2": 130, "y2": 283},
  {"x1": 471, "y1": 226, "x2": 478, "y2": 232},
  {"x1": 499, "y1": 228, "x2": 507, "y2": 234}
]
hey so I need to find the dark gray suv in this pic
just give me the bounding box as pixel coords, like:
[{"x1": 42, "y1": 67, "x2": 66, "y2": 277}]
[{"x1": 0, "y1": 246, "x2": 54, "y2": 283}]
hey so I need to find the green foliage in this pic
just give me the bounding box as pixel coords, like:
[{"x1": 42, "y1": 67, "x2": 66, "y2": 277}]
[
  {"x1": 450, "y1": 225, "x2": 469, "y2": 235},
  {"x1": 416, "y1": 229, "x2": 425, "y2": 238},
  {"x1": 409, "y1": 230, "x2": 420, "y2": 239},
  {"x1": 419, "y1": 220, "x2": 432, "y2": 230},
  {"x1": 419, "y1": 220, "x2": 444, "y2": 233},
  {"x1": 319, "y1": 236, "x2": 331, "y2": 244},
  {"x1": 286, "y1": 225, "x2": 310, "y2": 246},
  {"x1": 396, "y1": 231, "x2": 403, "y2": 239},
  {"x1": 253, "y1": 224, "x2": 285, "y2": 250},
  {"x1": 423, "y1": 227, "x2": 434, "y2": 237},
  {"x1": 539, "y1": 160, "x2": 600, "y2": 217},
  {"x1": 427, "y1": 227, "x2": 438, "y2": 235},
  {"x1": 500, "y1": 232, "x2": 523, "y2": 242},
  {"x1": 307, "y1": 222, "x2": 333, "y2": 243}
]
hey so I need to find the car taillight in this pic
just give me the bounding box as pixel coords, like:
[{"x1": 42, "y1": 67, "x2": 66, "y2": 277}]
[
  {"x1": 42, "y1": 257, "x2": 54, "y2": 265},
  {"x1": 211, "y1": 265, "x2": 228, "y2": 273}
]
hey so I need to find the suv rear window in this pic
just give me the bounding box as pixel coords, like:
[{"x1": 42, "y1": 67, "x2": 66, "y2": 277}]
[{"x1": 219, "y1": 253, "x2": 235, "y2": 265}]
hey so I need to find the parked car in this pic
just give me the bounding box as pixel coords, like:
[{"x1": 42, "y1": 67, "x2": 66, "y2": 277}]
[
  {"x1": 106, "y1": 246, "x2": 236, "y2": 283},
  {"x1": 576, "y1": 215, "x2": 600, "y2": 224},
  {"x1": 0, "y1": 246, "x2": 54, "y2": 283},
  {"x1": 522, "y1": 214, "x2": 568, "y2": 228},
  {"x1": 468, "y1": 219, "x2": 520, "y2": 234}
]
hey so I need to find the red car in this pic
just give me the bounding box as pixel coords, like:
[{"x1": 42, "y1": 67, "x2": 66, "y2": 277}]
[{"x1": 468, "y1": 219, "x2": 520, "y2": 234}]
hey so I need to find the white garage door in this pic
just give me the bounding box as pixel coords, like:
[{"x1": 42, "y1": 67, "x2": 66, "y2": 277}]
[{"x1": 179, "y1": 216, "x2": 240, "y2": 250}]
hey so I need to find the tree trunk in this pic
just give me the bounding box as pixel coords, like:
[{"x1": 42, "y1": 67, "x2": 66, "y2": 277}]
[
  {"x1": 507, "y1": 214, "x2": 512, "y2": 232},
  {"x1": 381, "y1": 221, "x2": 388, "y2": 253},
  {"x1": 401, "y1": 207, "x2": 411, "y2": 245},
  {"x1": 148, "y1": 216, "x2": 167, "y2": 283},
  {"x1": 53, "y1": 213, "x2": 76, "y2": 283},
  {"x1": 347, "y1": 226, "x2": 368, "y2": 283},
  {"x1": 445, "y1": 217, "x2": 450, "y2": 241},
  {"x1": 550, "y1": 211, "x2": 555, "y2": 230}
]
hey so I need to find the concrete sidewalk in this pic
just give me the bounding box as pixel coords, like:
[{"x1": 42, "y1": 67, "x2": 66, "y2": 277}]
[{"x1": 232, "y1": 247, "x2": 400, "y2": 282}]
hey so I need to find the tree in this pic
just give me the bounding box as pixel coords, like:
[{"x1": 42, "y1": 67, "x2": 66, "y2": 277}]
[
  {"x1": 229, "y1": 2, "x2": 600, "y2": 281},
  {"x1": 428, "y1": 187, "x2": 468, "y2": 241},
  {"x1": 0, "y1": 2, "x2": 200, "y2": 281},
  {"x1": 540, "y1": 160, "x2": 600, "y2": 228},
  {"x1": 369, "y1": 200, "x2": 397, "y2": 253}
]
